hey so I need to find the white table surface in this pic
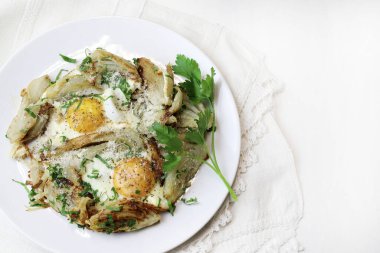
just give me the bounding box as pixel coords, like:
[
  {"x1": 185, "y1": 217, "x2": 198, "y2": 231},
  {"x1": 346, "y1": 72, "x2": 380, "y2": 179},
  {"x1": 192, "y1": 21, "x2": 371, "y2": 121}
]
[{"x1": 1, "y1": 0, "x2": 380, "y2": 252}]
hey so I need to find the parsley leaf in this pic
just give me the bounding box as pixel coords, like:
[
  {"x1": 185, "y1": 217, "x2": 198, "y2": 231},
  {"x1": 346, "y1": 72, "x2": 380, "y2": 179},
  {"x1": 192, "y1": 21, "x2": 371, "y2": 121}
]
[
  {"x1": 150, "y1": 122, "x2": 184, "y2": 172},
  {"x1": 173, "y1": 54, "x2": 201, "y2": 82},
  {"x1": 173, "y1": 55, "x2": 215, "y2": 104},
  {"x1": 149, "y1": 122, "x2": 182, "y2": 152},
  {"x1": 185, "y1": 108, "x2": 212, "y2": 145},
  {"x1": 59, "y1": 54, "x2": 77, "y2": 63},
  {"x1": 163, "y1": 153, "x2": 182, "y2": 172},
  {"x1": 173, "y1": 54, "x2": 237, "y2": 201},
  {"x1": 201, "y1": 67, "x2": 215, "y2": 102}
]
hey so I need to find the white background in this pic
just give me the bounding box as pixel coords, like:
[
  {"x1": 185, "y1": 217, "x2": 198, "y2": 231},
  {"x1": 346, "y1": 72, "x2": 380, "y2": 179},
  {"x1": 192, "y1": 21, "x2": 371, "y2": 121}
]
[{"x1": 1, "y1": 0, "x2": 380, "y2": 252}]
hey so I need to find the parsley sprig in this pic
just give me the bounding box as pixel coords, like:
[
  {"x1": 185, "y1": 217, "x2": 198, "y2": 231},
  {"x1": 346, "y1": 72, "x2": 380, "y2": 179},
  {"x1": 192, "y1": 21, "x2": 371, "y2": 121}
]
[{"x1": 173, "y1": 55, "x2": 237, "y2": 201}]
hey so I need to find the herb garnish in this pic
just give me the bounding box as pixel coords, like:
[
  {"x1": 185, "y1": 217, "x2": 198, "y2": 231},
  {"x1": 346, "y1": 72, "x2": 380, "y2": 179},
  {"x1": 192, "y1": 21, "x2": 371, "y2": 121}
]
[
  {"x1": 80, "y1": 158, "x2": 93, "y2": 170},
  {"x1": 126, "y1": 219, "x2": 136, "y2": 228},
  {"x1": 109, "y1": 187, "x2": 119, "y2": 201},
  {"x1": 118, "y1": 76, "x2": 132, "y2": 105},
  {"x1": 47, "y1": 163, "x2": 67, "y2": 188},
  {"x1": 56, "y1": 193, "x2": 79, "y2": 216},
  {"x1": 101, "y1": 214, "x2": 115, "y2": 234},
  {"x1": 60, "y1": 135, "x2": 68, "y2": 143},
  {"x1": 173, "y1": 55, "x2": 237, "y2": 201},
  {"x1": 149, "y1": 123, "x2": 183, "y2": 172},
  {"x1": 59, "y1": 54, "x2": 77, "y2": 63},
  {"x1": 95, "y1": 154, "x2": 112, "y2": 169},
  {"x1": 167, "y1": 200, "x2": 176, "y2": 216},
  {"x1": 39, "y1": 139, "x2": 52, "y2": 153},
  {"x1": 12, "y1": 179, "x2": 43, "y2": 207},
  {"x1": 51, "y1": 69, "x2": 68, "y2": 84},
  {"x1": 87, "y1": 169, "x2": 100, "y2": 179},
  {"x1": 181, "y1": 197, "x2": 198, "y2": 205},
  {"x1": 79, "y1": 181, "x2": 100, "y2": 203},
  {"x1": 79, "y1": 56, "x2": 92, "y2": 71},
  {"x1": 24, "y1": 107, "x2": 37, "y2": 118},
  {"x1": 101, "y1": 71, "x2": 132, "y2": 106}
]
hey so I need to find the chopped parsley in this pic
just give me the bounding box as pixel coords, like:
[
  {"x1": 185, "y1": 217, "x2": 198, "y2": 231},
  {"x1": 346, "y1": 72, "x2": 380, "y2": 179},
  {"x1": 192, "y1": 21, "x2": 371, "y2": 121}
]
[
  {"x1": 126, "y1": 219, "x2": 136, "y2": 228},
  {"x1": 47, "y1": 163, "x2": 67, "y2": 188},
  {"x1": 101, "y1": 70, "x2": 132, "y2": 106},
  {"x1": 79, "y1": 181, "x2": 100, "y2": 203},
  {"x1": 167, "y1": 200, "x2": 176, "y2": 216},
  {"x1": 101, "y1": 214, "x2": 115, "y2": 234},
  {"x1": 59, "y1": 54, "x2": 77, "y2": 63},
  {"x1": 92, "y1": 94, "x2": 113, "y2": 101},
  {"x1": 56, "y1": 193, "x2": 79, "y2": 216},
  {"x1": 24, "y1": 107, "x2": 37, "y2": 118},
  {"x1": 87, "y1": 169, "x2": 100, "y2": 179},
  {"x1": 51, "y1": 69, "x2": 68, "y2": 84},
  {"x1": 79, "y1": 56, "x2": 92, "y2": 71},
  {"x1": 60, "y1": 96, "x2": 80, "y2": 110},
  {"x1": 109, "y1": 187, "x2": 119, "y2": 201},
  {"x1": 181, "y1": 197, "x2": 198, "y2": 205},
  {"x1": 135, "y1": 189, "x2": 141, "y2": 195},
  {"x1": 60, "y1": 135, "x2": 68, "y2": 143},
  {"x1": 39, "y1": 139, "x2": 52, "y2": 153},
  {"x1": 117, "y1": 76, "x2": 132, "y2": 106},
  {"x1": 80, "y1": 158, "x2": 93, "y2": 170},
  {"x1": 95, "y1": 154, "x2": 112, "y2": 169}
]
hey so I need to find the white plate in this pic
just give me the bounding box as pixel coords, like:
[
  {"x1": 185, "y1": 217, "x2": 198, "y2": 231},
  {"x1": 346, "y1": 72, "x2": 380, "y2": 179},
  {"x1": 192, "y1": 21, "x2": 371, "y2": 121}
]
[{"x1": 0, "y1": 17, "x2": 240, "y2": 253}]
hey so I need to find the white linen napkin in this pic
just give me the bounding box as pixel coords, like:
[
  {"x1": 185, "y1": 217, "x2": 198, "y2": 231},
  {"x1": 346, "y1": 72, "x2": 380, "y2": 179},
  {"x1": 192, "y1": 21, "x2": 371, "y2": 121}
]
[{"x1": 0, "y1": 1, "x2": 303, "y2": 252}]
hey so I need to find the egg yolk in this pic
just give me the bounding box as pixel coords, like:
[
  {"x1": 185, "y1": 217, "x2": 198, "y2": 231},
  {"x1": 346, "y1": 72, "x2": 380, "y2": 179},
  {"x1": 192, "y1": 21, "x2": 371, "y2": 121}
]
[
  {"x1": 66, "y1": 97, "x2": 105, "y2": 133},
  {"x1": 113, "y1": 158, "x2": 155, "y2": 199}
]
